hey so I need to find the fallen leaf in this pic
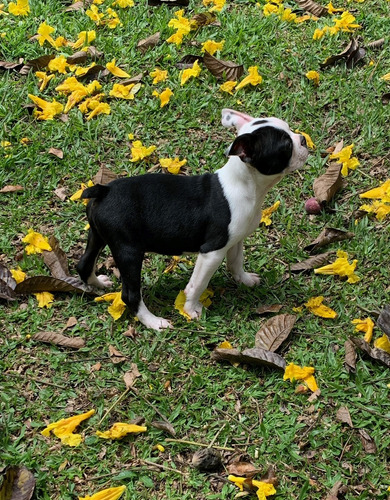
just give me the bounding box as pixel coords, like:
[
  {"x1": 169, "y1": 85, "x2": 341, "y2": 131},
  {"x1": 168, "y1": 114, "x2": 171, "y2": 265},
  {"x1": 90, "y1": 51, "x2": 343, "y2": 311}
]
[
  {"x1": 227, "y1": 461, "x2": 259, "y2": 477},
  {"x1": 203, "y1": 51, "x2": 244, "y2": 81},
  {"x1": 93, "y1": 165, "x2": 118, "y2": 185},
  {"x1": 211, "y1": 347, "x2": 286, "y2": 370},
  {"x1": 86, "y1": 46, "x2": 104, "y2": 60},
  {"x1": 336, "y1": 406, "x2": 353, "y2": 428},
  {"x1": 123, "y1": 363, "x2": 141, "y2": 389},
  {"x1": 344, "y1": 339, "x2": 357, "y2": 373},
  {"x1": 77, "y1": 64, "x2": 107, "y2": 81},
  {"x1": 91, "y1": 362, "x2": 101, "y2": 372},
  {"x1": 294, "y1": 0, "x2": 327, "y2": 16},
  {"x1": 0, "y1": 465, "x2": 35, "y2": 500},
  {"x1": 191, "y1": 12, "x2": 217, "y2": 27},
  {"x1": 366, "y1": 38, "x2": 385, "y2": 49},
  {"x1": 0, "y1": 263, "x2": 17, "y2": 289},
  {"x1": 307, "y1": 389, "x2": 321, "y2": 402},
  {"x1": 48, "y1": 147, "x2": 64, "y2": 159},
  {"x1": 123, "y1": 326, "x2": 137, "y2": 339},
  {"x1": 313, "y1": 162, "x2": 344, "y2": 204},
  {"x1": 255, "y1": 304, "x2": 283, "y2": 315},
  {"x1": 109, "y1": 345, "x2": 127, "y2": 363},
  {"x1": 33, "y1": 331, "x2": 85, "y2": 349},
  {"x1": 321, "y1": 38, "x2": 366, "y2": 69},
  {"x1": 290, "y1": 252, "x2": 335, "y2": 272},
  {"x1": 66, "y1": 51, "x2": 88, "y2": 65},
  {"x1": 14, "y1": 276, "x2": 94, "y2": 295},
  {"x1": 350, "y1": 336, "x2": 390, "y2": 367},
  {"x1": 151, "y1": 420, "x2": 176, "y2": 436},
  {"x1": 63, "y1": 316, "x2": 78, "y2": 330},
  {"x1": 0, "y1": 59, "x2": 24, "y2": 71},
  {"x1": 120, "y1": 73, "x2": 144, "y2": 86},
  {"x1": 255, "y1": 314, "x2": 296, "y2": 352},
  {"x1": 0, "y1": 184, "x2": 24, "y2": 193},
  {"x1": 65, "y1": 0, "x2": 93, "y2": 11},
  {"x1": 19, "y1": 55, "x2": 55, "y2": 75},
  {"x1": 176, "y1": 54, "x2": 204, "y2": 70},
  {"x1": 43, "y1": 236, "x2": 70, "y2": 279},
  {"x1": 0, "y1": 279, "x2": 17, "y2": 301},
  {"x1": 137, "y1": 32, "x2": 161, "y2": 54},
  {"x1": 192, "y1": 448, "x2": 223, "y2": 472},
  {"x1": 304, "y1": 228, "x2": 354, "y2": 253},
  {"x1": 358, "y1": 429, "x2": 377, "y2": 454},
  {"x1": 377, "y1": 304, "x2": 390, "y2": 335},
  {"x1": 54, "y1": 186, "x2": 68, "y2": 201}
]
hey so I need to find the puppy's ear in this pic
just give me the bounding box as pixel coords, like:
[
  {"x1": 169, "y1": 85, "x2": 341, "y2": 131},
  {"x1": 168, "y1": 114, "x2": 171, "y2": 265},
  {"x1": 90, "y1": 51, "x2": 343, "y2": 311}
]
[
  {"x1": 221, "y1": 109, "x2": 254, "y2": 132},
  {"x1": 227, "y1": 133, "x2": 254, "y2": 163}
]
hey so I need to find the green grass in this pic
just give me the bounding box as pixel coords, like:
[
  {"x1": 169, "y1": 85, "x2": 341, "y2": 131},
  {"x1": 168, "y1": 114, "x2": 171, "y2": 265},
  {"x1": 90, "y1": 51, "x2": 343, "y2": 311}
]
[{"x1": 1, "y1": 0, "x2": 390, "y2": 498}]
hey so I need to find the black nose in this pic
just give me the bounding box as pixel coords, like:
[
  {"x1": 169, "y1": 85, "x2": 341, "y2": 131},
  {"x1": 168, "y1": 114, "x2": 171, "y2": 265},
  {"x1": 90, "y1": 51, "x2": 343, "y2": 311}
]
[{"x1": 300, "y1": 135, "x2": 307, "y2": 147}]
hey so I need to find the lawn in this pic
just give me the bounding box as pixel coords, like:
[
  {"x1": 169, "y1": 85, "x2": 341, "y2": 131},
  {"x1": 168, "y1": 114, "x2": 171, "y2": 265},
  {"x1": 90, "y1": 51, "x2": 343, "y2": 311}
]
[{"x1": 0, "y1": 0, "x2": 389, "y2": 498}]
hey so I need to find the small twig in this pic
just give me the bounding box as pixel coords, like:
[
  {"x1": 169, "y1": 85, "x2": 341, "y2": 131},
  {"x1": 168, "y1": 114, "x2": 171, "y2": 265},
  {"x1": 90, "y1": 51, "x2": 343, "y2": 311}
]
[
  {"x1": 140, "y1": 459, "x2": 187, "y2": 476},
  {"x1": 165, "y1": 438, "x2": 235, "y2": 451},
  {"x1": 7, "y1": 371, "x2": 67, "y2": 390},
  {"x1": 62, "y1": 356, "x2": 111, "y2": 363},
  {"x1": 96, "y1": 388, "x2": 131, "y2": 428},
  {"x1": 130, "y1": 387, "x2": 172, "y2": 425},
  {"x1": 208, "y1": 422, "x2": 226, "y2": 448},
  {"x1": 338, "y1": 431, "x2": 353, "y2": 464}
]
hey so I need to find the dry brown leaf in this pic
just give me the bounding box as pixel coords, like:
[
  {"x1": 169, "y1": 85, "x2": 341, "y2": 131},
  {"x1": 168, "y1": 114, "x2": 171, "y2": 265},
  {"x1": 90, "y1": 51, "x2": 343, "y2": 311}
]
[
  {"x1": 344, "y1": 339, "x2": 357, "y2": 373},
  {"x1": 226, "y1": 461, "x2": 259, "y2": 477},
  {"x1": 42, "y1": 236, "x2": 70, "y2": 279},
  {"x1": 0, "y1": 465, "x2": 36, "y2": 500},
  {"x1": 290, "y1": 252, "x2": 335, "y2": 272},
  {"x1": 120, "y1": 73, "x2": 144, "y2": 86},
  {"x1": 151, "y1": 420, "x2": 176, "y2": 436},
  {"x1": 313, "y1": 162, "x2": 344, "y2": 204},
  {"x1": 91, "y1": 362, "x2": 102, "y2": 372},
  {"x1": 304, "y1": 228, "x2": 354, "y2": 253},
  {"x1": 358, "y1": 429, "x2": 377, "y2": 454},
  {"x1": 211, "y1": 347, "x2": 286, "y2": 370},
  {"x1": 321, "y1": 38, "x2": 366, "y2": 69},
  {"x1": 0, "y1": 279, "x2": 17, "y2": 301},
  {"x1": 19, "y1": 55, "x2": 55, "y2": 75},
  {"x1": 382, "y1": 93, "x2": 390, "y2": 105},
  {"x1": 54, "y1": 186, "x2": 68, "y2": 201},
  {"x1": 123, "y1": 363, "x2": 141, "y2": 389},
  {"x1": 93, "y1": 165, "x2": 118, "y2": 185},
  {"x1": 14, "y1": 276, "x2": 94, "y2": 294},
  {"x1": 64, "y1": 316, "x2": 78, "y2": 330},
  {"x1": 0, "y1": 263, "x2": 17, "y2": 290},
  {"x1": 0, "y1": 184, "x2": 24, "y2": 193},
  {"x1": 176, "y1": 54, "x2": 203, "y2": 70},
  {"x1": 33, "y1": 331, "x2": 85, "y2": 349},
  {"x1": 109, "y1": 345, "x2": 126, "y2": 363},
  {"x1": 203, "y1": 51, "x2": 244, "y2": 81},
  {"x1": 377, "y1": 304, "x2": 390, "y2": 335},
  {"x1": 66, "y1": 51, "x2": 88, "y2": 65},
  {"x1": 255, "y1": 304, "x2": 283, "y2": 315},
  {"x1": 255, "y1": 314, "x2": 296, "y2": 352},
  {"x1": 192, "y1": 448, "x2": 222, "y2": 472},
  {"x1": 0, "y1": 59, "x2": 23, "y2": 71},
  {"x1": 307, "y1": 389, "x2": 321, "y2": 402},
  {"x1": 137, "y1": 32, "x2": 160, "y2": 54},
  {"x1": 294, "y1": 0, "x2": 327, "y2": 16},
  {"x1": 366, "y1": 38, "x2": 385, "y2": 49},
  {"x1": 191, "y1": 12, "x2": 217, "y2": 27},
  {"x1": 65, "y1": 0, "x2": 93, "y2": 11},
  {"x1": 123, "y1": 326, "x2": 137, "y2": 339},
  {"x1": 350, "y1": 337, "x2": 390, "y2": 367},
  {"x1": 77, "y1": 64, "x2": 107, "y2": 81},
  {"x1": 336, "y1": 406, "x2": 353, "y2": 428}
]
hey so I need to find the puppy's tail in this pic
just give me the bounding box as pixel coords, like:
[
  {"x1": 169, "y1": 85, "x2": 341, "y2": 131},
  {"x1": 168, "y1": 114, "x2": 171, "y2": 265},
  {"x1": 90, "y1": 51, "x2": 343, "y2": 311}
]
[{"x1": 81, "y1": 184, "x2": 110, "y2": 200}]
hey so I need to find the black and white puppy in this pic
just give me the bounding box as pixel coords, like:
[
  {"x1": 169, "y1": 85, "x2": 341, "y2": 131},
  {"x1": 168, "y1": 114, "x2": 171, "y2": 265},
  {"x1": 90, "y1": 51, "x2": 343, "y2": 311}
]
[{"x1": 77, "y1": 109, "x2": 308, "y2": 330}]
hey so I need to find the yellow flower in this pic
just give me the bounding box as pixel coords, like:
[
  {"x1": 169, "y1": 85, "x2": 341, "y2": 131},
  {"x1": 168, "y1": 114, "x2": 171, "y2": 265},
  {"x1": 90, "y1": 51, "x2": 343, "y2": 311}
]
[
  {"x1": 306, "y1": 70, "x2": 320, "y2": 85},
  {"x1": 152, "y1": 88, "x2": 173, "y2": 108},
  {"x1": 359, "y1": 201, "x2": 390, "y2": 221},
  {"x1": 284, "y1": 363, "x2": 319, "y2": 392},
  {"x1": 260, "y1": 200, "x2": 280, "y2": 226},
  {"x1": 110, "y1": 83, "x2": 136, "y2": 99},
  {"x1": 56, "y1": 76, "x2": 85, "y2": 94},
  {"x1": 263, "y1": 2, "x2": 278, "y2": 15},
  {"x1": 201, "y1": 39, "x2": 225, "y2": 55},
  {"x1": 48, "y1": 55, "x2": 68, "y2": 74},
  {"x1": 70, "y1": 30, "x2": 96, "y2": 49},
  {"x1": 112, "y1": 0, "x2": 134, "y2": 6},
  {"x1": 314, "y1": 249, "x2": 360, "y2": 283},
  {"x1": 35, "y1": 291, "x2": 54, "y2": 309},
  {"x1": 218, "y1": 340, "x2": 233, "y2": 349},
  {"x1": 37, "y1": 21, "x2": 56, "y2": 47},
  {"x1": 180, "y1": 60, "x2": 201, "y2": 86},
  {"x1": 0, "y1": 3, "x2": 9, "y2": 15},
  {"x1": 236, "y1": 66, "x2": 262, "y2": 91},
  {"x1": 333, "y1": 11, "x2": 360, "y2": 32},
  {"x1": 75, "y1": 62, "x2": 96, "y2": 76},
  {"x1": 228, "y1": 476, "x2": 276, "y2": 499},
  {"x1": 374, "y1": 334, "x2": 390, "y2": 354},
  {"x1": 159, "y1": 157, "x2": 186, "y2": 174},
  {"x1": 219, "y1": 80, "x2": 237, "y2": 95},
  {"x1": 352, "y1": 317, "x2": 375, "y2": 343},
  {"x1": 203, "y1": 0, "x2": 226, "y2": 12},
  {"x1": 53, "y1": 36, "x2": 67, "y2": 49},
  {"x1": 86, "y1": 4, "x2": 104, "y2": 24},
  {"x1": 130, "y1": 140, "x2": 157, "y2": 162},
  {"x1": 11, "y1": 267, "x2": 26, "y2": 283},
  {"x1": 313, "y1": 28, "x2": 325, "y2": 40},
  {"x1": 1, "y1": 140, "x2": 11, "y2": 148},
  {"x1": 86, "y1": 102, "x2": 111, "y2": 120},
  {"x1": 281, "y1": 7, "x2": 297, "y2": 22},
  {"x1": 78, "y1": 94, "x2": 105, "y2": 114},
  {"x1": 150, "y1": 68, "x2": 168, "y2": 84},
  {"x1": 168, "y1": 9, "x2": 195, "y2": 35},
  {"x1": 96, "y1": 423, "x2": 147, "y2": 439},
  {"x1": 166, "y1": 30, "x2": 185, "y2": 46},
  {"x1": 163, "y1": 255, "x2": 193, "y2": 274},
  {"x1": 106, "y1": 58, "x2": 130, "y2": 78},
  {"x1": 105, "y1": 8, "x2": 122, "y2": 29},
  {"x1": 22, "y1": 229, "x2": 52, "y2": 254},
  {"x1": 35, "y1": 71, "x2": 55, "y2": 92},
  {"x1": 153, "y1": 443, "x2": 165, "y2": 452},
  {"x1": 78, "y1": 485, "x2": 126, "y2": 500},
  {"x1": 382, "y1": 73, "x2": 390, "y2": 82},
  {"x1": 305, "y1": 296, "x2": 337, "y2": 318},
  {"x1": 327, "y1": 1, "x2": 344, "y2": 13},
  {"x1": 359, "y1": 179, "x2": 390, "y2": 202},
  {"x1": 41, "y1": 409, "x2": 95, "y2": 447},
  {"x1": 8, "y1": 0, "x2": 29, "y2": 15},
  {"x1": 174, "y1": 289, "x2": 214, "y2": 320},
  {"x1": 70, "y1": 180, "x2": 94, "y2": 203},
  {"x1": 95, "y1": 292, "x2": 126, "y2": 320},
  {"x1": 329, "y1": 144, "x2": 359, "y2": 176},
  {"x1": 295, "y1": 130, "x2": 315, "y2": 149}
]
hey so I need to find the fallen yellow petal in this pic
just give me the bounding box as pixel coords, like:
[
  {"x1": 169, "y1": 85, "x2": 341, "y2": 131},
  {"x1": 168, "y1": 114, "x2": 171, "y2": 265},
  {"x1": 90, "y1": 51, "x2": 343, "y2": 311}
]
[
  {"x1": 10, "y1": 267, "x2": 26, "y2": 283},
  {"x1": 96, "y1": 423, "x2": 147, "y2": 439},
  {"x1": 174, "y1": 289, "x2": 213, "y2": 320},
  {"x1": 106, "y1": 58, "x2": 130, "y2": 78},
  {"x1": 305, "y1": 296, "x2": 337, "y2": 318},
  {"x1": 95, "y1": 292, "x2": 126, "y2": 320},
  {"x1": 22, "y1": 229, "x2": 52, "y2": 254},
  {"x1": 374, "y1": 334, "x2": 390, "y2": 354},
  {"x1": 35, "y1": 291, "x2": 54, "y2": 309},
  {"x1": 41, "y1": 409, "x2": 95, "y2": 447},
  {"x1": 314, "y1": 250, "x2": 359, "y2": 283},
  {"x1": 284, "y1": 363, "x2": 318, "y2": 392},
  {"x1": 260, "y1": 200, "x2": 280, "y2": 226},
  {"x1": 352, "y1": 317, "x2": 375, "y2": 343},
  {"x1": 78, "y1": 485, "x2": 126, "y2": 500}
]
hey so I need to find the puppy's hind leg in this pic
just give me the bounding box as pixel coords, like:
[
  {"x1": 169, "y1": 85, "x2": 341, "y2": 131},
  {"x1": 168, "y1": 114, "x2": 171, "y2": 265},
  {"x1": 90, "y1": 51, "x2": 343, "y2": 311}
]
[
  {"x1": 77, "y1": 227, "x2": 113, "y2": 288},
  {"x1": 226, "y1": 241, "x2": 260, "y2": 287},
  {"x1": 113, "y1": 247, "x2": 172, "y2": 332}
]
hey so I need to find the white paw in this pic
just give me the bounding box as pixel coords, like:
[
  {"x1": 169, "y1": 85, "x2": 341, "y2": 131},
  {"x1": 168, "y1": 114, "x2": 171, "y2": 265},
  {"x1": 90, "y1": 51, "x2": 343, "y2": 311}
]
[
  {"x1": 96, "y1": 274, "x2": 113, "y2": 288},
  {"x1": 184, "y1": 301, "x2": 203, "y2": 320},
  {"x1": 143, "y1": 317, "x2": 173, "y2": 331},
  {"x1": 235, "y1": 272, "x2": 260, "y2": 287}
]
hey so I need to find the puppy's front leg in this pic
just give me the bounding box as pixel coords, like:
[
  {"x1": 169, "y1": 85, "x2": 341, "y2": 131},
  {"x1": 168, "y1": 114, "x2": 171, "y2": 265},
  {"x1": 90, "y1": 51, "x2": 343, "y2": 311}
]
[
  {"x1": 226, "y1": 241, "x2": 260, "y2": 287},
  {"x1": 184, "y1": 249, "x2": 226, "y2": 319}
]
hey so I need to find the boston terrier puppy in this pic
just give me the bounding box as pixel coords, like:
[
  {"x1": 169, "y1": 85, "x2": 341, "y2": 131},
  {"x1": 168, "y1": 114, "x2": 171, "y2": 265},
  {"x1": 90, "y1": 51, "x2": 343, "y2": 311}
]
[{"x1": 77, "y1": 109, "x2": 308, "y2": 331}]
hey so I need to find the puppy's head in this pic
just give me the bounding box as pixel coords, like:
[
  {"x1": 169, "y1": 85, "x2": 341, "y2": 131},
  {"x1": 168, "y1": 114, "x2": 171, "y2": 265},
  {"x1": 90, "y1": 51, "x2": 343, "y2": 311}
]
[{"x1": 222, "y1": 109, "x2": 308, "y2": 175}]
